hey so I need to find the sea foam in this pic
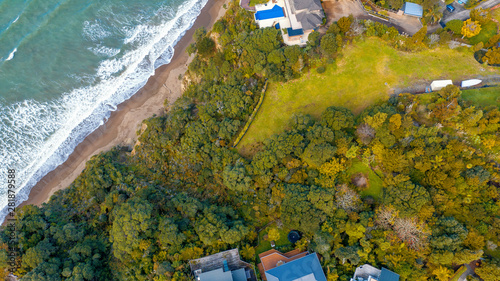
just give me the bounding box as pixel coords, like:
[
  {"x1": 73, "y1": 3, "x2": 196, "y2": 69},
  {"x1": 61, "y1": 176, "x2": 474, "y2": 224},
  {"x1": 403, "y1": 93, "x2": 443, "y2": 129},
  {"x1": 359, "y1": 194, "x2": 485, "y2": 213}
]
[
  {"x1": 5, "y1": 48, "x2": 16, "y2": 61},
  {"x1": 0, "y1": 0, "x2": 209, "y2": 224}
]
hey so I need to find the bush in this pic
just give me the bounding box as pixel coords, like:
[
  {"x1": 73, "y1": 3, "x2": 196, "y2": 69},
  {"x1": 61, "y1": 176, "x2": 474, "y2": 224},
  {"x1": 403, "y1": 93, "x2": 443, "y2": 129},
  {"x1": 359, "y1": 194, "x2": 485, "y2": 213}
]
[
  {"x1": 316, "y1": 66, "x2": 326, "y2": 73},
  {"x1": 446, "y1": 19, "x2": 464, "y2": 35},
  {"x1": 197, "y1": 37, "x2": 215, "y2": 56}
]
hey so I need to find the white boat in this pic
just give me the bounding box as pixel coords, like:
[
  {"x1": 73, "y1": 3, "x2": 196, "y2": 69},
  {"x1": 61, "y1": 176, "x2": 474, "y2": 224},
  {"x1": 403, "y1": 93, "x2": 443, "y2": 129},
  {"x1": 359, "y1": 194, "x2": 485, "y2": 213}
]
[
  {"x1": 430, "y1": 80, "x2": 453, "y2": 91},
  {"x1": 461, "y1": 79, "x2": 482, "y2": 88}
]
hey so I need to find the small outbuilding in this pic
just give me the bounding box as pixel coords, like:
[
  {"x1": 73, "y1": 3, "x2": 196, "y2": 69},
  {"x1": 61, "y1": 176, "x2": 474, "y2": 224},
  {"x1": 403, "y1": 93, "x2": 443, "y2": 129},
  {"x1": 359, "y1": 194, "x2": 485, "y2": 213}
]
[
  {"x1": 430, "y1": 80, "x2": 453, "y2": 91},
  {"x1": 461, "y1": 79, "x2": 482, "y2": 88},
  {"x1": 402, "y1": 2, "x2": 423, "y2": 18}
]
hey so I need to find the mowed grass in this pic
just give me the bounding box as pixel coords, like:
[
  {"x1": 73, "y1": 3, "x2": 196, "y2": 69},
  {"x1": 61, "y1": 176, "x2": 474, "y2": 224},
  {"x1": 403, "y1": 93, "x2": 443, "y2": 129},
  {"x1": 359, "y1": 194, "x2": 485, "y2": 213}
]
[
  {"x1": 461, "y1": 86, "x2": 500, "y2": 107},
  {"x1": 347, "y1": 161, "x2": 384, "y2": 200},
  {"x1": 255, "y1": 224, "x2": 291, "y2": 260},
  {"x1": 468, "y1": 21, "x2": 498, "y2": 45},
  {"x1": 238, "y1": 37, "x2": 497, "y2": 150}
]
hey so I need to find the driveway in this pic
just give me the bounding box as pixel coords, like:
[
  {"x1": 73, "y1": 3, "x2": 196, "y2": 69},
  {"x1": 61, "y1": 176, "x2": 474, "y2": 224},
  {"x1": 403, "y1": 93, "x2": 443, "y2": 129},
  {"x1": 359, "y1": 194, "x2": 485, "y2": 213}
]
[
  {"x1": 322, "y1": 0, "x2": 422, "y2": 34},
  {"x1": 442, "y1": 0, "x2": 500, "y2": 24},
  {"x1": 323, "y1": 0, "x2": 366, "y2": 24},
  {"x1": 387, "y1": 12, "x2": 423, "y2": 34}
]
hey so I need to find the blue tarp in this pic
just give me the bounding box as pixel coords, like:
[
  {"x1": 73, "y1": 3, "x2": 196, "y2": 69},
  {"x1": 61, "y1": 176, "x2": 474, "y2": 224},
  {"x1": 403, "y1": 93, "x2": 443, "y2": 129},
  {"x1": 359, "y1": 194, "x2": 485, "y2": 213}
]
[
  {"x1": 403, "y1": 2, "x2": 423, "y2": 17},
  {"x1": 255, "y1": 5, "x2": 284, "y2": 20}
]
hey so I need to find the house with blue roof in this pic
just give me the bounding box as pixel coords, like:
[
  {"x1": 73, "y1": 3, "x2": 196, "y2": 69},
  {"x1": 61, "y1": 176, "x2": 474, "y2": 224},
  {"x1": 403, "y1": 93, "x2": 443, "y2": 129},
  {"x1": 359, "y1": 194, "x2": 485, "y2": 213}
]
[
  {"x1": 253, "y1": 0, "x2": 324, "y2": 46},
  {"x1": 257, "y1": 249, "x2": 327, "y2": 281},
  {"x1": 402, "y1": 2, "x2": 423, "y2": 18}
]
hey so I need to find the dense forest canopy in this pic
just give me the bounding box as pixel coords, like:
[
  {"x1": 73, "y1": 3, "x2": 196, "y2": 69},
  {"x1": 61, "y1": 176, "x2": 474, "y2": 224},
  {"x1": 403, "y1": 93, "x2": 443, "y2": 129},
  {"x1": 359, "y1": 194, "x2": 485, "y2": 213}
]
[{"x1": 1, "y1": 1, "x2": 499, "y2": 281}]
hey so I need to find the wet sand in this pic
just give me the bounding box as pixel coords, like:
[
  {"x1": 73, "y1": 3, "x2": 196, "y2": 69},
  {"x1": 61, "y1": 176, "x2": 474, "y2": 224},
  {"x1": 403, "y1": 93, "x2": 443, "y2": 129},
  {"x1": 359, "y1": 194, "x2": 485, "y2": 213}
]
[{"x1": 19, "y1": 0, "x2": 230, "y2": 208}]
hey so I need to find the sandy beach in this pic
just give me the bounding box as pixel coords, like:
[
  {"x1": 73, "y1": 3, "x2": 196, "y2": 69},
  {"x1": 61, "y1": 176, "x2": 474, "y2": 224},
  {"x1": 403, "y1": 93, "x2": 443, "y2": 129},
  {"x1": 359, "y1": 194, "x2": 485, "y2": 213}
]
[{"x1": 20, "y1": 0, "x2": 230, "y2": 208}]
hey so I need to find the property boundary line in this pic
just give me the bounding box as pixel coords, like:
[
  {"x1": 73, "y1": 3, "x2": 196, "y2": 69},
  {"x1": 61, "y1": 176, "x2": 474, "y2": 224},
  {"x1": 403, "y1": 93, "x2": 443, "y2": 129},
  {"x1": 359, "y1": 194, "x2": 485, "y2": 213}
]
[{"x1": 233, "y1": 80, "x2": 268, "y2": 147}]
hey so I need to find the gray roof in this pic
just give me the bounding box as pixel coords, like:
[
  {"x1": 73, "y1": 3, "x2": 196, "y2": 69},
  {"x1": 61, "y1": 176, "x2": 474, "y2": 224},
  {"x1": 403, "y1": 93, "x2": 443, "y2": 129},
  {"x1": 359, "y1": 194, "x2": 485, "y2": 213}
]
[
  {"x1": 198, "y1": 268, "x2": 234, "y2": 281},
  {"x1": 379, "y1": 268, "x2": 400, "y2": 281},
  {"x1": 231, "y1": 268, "x2": 247, "y2": 281},
  {"x1": 288, "y1": 0, "x2": 324, "y2": 31},
  {"x1": 296, "y1": 11, "x2": 323, "y2": 30},
  {"x1": 290, "y1": 0, "x2": 322, "y2": 12}
]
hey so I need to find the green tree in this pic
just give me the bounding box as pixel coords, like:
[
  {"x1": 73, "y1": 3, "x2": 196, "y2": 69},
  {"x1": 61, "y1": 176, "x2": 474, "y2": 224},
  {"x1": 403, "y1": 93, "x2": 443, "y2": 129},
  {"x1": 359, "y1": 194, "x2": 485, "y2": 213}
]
[
  {"x1": 267, "y1": 48, "x2": 286, "y2": 67},
  {"x1": 476, "y1": 259, "x2": 500, "y2": 281},
  {"x1": 446, "y1": 19, "x2": 464, "y2": 34},
  {"x1": 223, "y1": 164, "x2": 252, "y2": 192},
  {"x1": 159, "y1": 219, "x2": 186, "y2": 248},
  {"x1": 197, "y1": 37, "x2": 215, "y2": 56},
  {"x1": 109, "y1": 199, "x2": 154, "y2": 262},
  {"x1": 308, "y1": 31, "x2": 320, "y2": 47},
  {"x1": 320, "y1": 33, "x2": 338, "y2": 56},
  {"x1": 302, "y1": 141, "x2": 337, "y2": 168},
  {"x1": 321, "y1": 106, "x2": 354, "y2": 131},
  {"x1": 334, "y1": 246, "x2": 360, "y2": 265},
  {"x1": 337, "y1": 17, "x2": 352, "y2": 34}
]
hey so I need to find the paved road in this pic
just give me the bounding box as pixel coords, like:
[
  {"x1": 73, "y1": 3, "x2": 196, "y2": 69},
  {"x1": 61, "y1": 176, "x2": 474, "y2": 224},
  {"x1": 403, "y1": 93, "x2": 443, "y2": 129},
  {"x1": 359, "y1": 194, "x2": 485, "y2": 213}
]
[
  {"x1": 442, "y1": 0, "x2": 500, "y2": 24},
  {"x1": 457, "y1": 264, "x2": 473, "y2": 281}
]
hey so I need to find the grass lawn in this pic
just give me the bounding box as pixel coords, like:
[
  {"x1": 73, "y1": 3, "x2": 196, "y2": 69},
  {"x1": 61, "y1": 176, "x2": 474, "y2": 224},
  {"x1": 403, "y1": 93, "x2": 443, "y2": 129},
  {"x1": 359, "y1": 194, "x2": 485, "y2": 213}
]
[
  {"x1": 249, "y1": 0, "x2": 267, "y2": 6},
  {"x1": 254, "y1": 223, "x2": 292, "y2": 260},
  {"x1": 468, "y1": 21, "x2": 498, "y2": 45},
  {"x1": 449, "y1": 266, "x2": 468, "y2": 281},
  {"x1": 492, "y1": 8, "x2": 500, "y2": 25},
  {"x1": 238, "y1": 37, "x2": 497, "y2": 152},
  {"x1": 347, "y1": 161, "x2": 384, "y2": 200},
  {"x1": 461, "y1": 86, "x2": 500, "y2": 107}
]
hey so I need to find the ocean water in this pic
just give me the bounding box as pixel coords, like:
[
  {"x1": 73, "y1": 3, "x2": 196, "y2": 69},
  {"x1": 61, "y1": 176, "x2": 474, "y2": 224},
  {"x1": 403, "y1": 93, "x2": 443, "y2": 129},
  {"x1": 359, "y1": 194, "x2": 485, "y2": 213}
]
[{"x1": 0, "y1": 0, "x2": 208, "y2": 223}]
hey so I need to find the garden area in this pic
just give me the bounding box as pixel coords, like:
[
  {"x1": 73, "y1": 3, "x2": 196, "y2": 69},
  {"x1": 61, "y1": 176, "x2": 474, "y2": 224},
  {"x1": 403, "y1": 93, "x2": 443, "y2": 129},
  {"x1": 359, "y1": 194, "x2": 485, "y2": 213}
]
[
  {"x1": 237, "y1": 37, "x2": 497, "y2": 151},
  {"x1": 468, "y1": 20, "x2": 497, "y2": 45},
  {"x1": 254, "y1": 223, "x2": 294, "y2": 260}
]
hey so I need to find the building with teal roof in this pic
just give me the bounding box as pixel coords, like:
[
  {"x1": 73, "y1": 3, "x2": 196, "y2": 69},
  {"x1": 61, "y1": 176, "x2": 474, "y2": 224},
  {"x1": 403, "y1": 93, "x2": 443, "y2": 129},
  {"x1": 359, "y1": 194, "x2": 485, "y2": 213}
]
[{"x1": 264, "y1": 253, "x2": 327, "y2": 281}]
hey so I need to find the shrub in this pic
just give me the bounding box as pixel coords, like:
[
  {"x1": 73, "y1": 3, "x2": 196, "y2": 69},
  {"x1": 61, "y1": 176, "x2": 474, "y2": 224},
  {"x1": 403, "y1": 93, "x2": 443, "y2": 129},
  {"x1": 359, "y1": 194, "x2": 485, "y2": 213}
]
[
  {"x1": 197, "y1": 37, "x2": 215, "y2": 56},
  {"x1": 446, "y1": 19, "x2": 464, "y2": 35},
  {"x1": 316, "y1": 66, "x2": 326, "y2": 73}
]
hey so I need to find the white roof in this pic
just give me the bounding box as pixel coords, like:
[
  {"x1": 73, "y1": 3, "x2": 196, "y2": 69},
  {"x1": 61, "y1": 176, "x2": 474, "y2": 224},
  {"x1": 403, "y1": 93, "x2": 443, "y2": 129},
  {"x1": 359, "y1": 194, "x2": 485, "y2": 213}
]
[
  {"x1": 461, "y1": 79, "x2": 482, "y2": 88},
  {"x1": 430, "y1": 80, "x2": 453, "y2": 91}
]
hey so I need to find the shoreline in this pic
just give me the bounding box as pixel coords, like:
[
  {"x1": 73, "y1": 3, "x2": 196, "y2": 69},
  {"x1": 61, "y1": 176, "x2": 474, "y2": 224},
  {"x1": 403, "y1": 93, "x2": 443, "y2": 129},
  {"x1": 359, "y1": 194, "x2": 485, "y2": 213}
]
[{"x1": 18, "y1": 0, "x2": 229, "y2": 208}]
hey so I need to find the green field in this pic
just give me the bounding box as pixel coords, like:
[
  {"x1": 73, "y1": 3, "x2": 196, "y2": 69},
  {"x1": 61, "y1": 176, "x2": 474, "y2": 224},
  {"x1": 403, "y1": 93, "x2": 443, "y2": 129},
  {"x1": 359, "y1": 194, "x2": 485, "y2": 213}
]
[
  {"x1": 347, "y1": 161, "x2": 384, "y2": 200},
  {"x1": 461, "y1": 86, "x2": 500, "y2": 107},
  {"x1": 238, "y1": 38, "x2": 497, "y2": 151},
  {"x1": 468, "y1": 21, "x2": 498, "y2": 45}
]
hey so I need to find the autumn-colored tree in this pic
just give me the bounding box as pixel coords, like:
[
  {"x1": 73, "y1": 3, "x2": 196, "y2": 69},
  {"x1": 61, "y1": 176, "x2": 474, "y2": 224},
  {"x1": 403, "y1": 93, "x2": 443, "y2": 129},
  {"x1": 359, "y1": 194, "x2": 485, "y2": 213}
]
[
  {"x1": 461, "y1": 19, "x2": 481, "y2": 38},
  {"x1": 432, "y1": 266, "x2": 452, "y2": 281},
  {"x1": 267, "y1": 228, "x2": 280, "y2": 241},
  {"x1": 337, "y1": 16, "x2": 352, "y2": 34},
  {"x1": 483, "y1": 47, "x2": 500, "y2": 65}
]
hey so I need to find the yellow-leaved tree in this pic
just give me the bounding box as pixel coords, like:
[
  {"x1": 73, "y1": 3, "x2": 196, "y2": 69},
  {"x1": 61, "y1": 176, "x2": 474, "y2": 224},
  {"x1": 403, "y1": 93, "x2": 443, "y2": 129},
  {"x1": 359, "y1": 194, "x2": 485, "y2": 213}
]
[{"x1": 461, "y1": 19, "x2": 481, "y2": 38}]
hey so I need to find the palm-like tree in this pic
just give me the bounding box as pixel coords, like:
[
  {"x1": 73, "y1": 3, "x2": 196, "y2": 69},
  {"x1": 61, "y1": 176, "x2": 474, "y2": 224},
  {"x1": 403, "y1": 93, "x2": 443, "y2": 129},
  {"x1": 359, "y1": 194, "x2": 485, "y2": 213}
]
[{"x1": 425, "y1": 5, "x2": 443, "y2": 24}]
